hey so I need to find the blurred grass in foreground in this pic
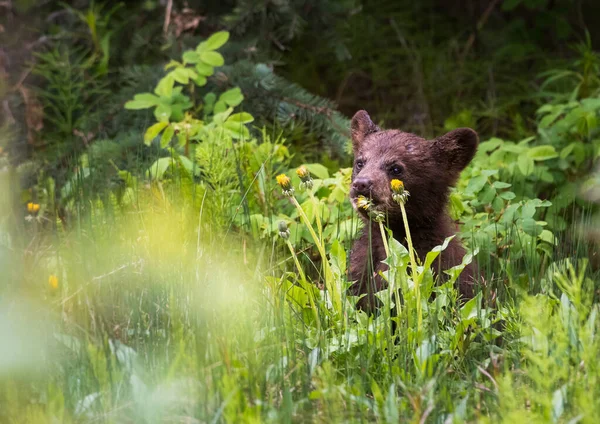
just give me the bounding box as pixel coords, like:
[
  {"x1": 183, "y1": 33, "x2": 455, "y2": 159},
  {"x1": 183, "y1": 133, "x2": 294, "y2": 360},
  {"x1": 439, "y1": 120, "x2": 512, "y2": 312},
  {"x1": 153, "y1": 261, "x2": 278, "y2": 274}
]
[{"x1": 2, "y1": 170, "x2": 600, "y2": 423}]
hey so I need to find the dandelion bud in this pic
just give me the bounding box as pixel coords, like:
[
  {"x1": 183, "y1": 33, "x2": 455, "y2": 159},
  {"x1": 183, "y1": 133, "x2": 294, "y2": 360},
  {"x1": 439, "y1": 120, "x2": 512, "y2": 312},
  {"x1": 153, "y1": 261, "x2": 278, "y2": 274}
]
[
  {"x1": 296, "y1": 165, "x2": 314, "y2": 190},
  {"x1": 278, "y1": 220, "x2": 290, "y2": 239},
  {"x1": 371, "y1": 211, "x2": 385, "y2": 222},
  {"x1": 276, "y1": 174, "x2": 294, "y2": 196}
]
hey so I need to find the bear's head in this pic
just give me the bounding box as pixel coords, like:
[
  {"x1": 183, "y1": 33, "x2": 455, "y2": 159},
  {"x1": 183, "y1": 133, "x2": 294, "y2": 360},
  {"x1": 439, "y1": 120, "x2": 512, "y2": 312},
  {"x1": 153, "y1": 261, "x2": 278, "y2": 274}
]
[{"x1": 349, "y1": 110, "x2": 478, "y2": 226}]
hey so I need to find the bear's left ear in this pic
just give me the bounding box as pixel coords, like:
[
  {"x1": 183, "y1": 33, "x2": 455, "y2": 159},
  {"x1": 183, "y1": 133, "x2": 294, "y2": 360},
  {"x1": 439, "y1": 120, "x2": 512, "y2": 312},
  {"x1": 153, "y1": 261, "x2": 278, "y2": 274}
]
[
  {"x1": 351, "y1": 110, "x2": 380, "y2": 151},
  {"x1": 433, "y1": 128, "x2": 479, "y2": 174}
]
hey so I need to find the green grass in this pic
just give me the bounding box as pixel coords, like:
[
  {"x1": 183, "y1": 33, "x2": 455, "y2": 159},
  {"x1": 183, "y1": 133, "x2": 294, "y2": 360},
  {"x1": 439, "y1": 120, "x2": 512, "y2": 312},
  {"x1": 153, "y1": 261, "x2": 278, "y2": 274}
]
[{"x1": 2, "y1": 167, "x2": 600, "y2": 423}]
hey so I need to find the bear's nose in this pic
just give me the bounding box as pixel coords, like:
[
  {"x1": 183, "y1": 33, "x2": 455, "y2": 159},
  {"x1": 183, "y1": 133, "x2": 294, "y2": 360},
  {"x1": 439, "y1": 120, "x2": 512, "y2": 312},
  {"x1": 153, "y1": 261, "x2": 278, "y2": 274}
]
[{"x1": 352, "y1": 178, "x2": 373, "y2": 194}]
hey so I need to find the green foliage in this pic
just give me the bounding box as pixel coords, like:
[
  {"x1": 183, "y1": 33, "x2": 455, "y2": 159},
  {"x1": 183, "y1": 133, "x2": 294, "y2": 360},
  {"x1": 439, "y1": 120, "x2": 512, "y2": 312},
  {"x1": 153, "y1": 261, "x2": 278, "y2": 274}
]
[{"x1": 3, "y1": 1, "x2": 600, "y2": 422}]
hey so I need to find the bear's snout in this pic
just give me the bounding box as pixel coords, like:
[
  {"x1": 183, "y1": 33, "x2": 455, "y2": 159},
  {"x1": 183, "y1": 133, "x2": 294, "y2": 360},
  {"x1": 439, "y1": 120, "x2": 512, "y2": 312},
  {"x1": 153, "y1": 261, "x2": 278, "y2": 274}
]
[{"x1": 351, "y1": 177, "x2": 373, "y2": 197}]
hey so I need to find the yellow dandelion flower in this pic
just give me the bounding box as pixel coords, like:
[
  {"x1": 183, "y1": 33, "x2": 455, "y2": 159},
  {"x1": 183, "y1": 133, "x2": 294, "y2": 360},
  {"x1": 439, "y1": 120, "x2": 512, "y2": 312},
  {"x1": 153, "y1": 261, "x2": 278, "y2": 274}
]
[
  {"x1": 296, "y1": 166, "x2": 313, "y2": 190},
  {"x1": 276, "y1": 174, "x2": 294, "y2": 196},
  {"x1": 27, "y1": 202, "x2": 40, "y2": 214},
  {"x1": 296, "y1": 166, "x2": 309, "y2": 179},
  {"x1": 356, "y1": 195, "x2": 372, "y2": 211},
  {"x1": 391, "y1": 179, "x2": 410, "y2": 205},
  {"x1": 48, "y1": 275, "x2": 59, "y2": 290},
  {"x1": 276, "y1": 174, "x2": 291, "y2": 189},
  {"x1": 390, "y1": 179, "x2": 404, "y2": 193}
]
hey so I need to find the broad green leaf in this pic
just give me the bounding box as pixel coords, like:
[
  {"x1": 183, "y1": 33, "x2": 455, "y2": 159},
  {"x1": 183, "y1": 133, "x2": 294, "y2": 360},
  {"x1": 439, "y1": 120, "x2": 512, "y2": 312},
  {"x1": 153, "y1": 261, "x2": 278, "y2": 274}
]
[
  {"x1": 213, "y1": 99, "x2": 227, "y2": 115},
  {"x1": 466, "y1": 175, "x2": 487, "y2": 194},
  {"x1": 154, "y1": 75, "x2": 174, "y2": 97},
  {"x1": 182, "y1": 51, "x2": 200, "y2": 64},
  {"x1": 195, "y1": 62, "x2": 214, "y2": 77},
  {"x1": 517, "y1": 155, "x2": 534, "y2": 175},
  {"x1": 460, "y1": 296, "x2": 478, "y2": 320},
  {"x1": 171, "y1": 68, "x2": 190, "y2": 84},
  {"x1": 223, "y1": 121, "x2": 250, "y2": 139},
  {"x1": 220, "y1": 87, "x2": 244, "y2": 106},
  {"x1": 492, "y1": 181, "x2": 511, "y2": 189},
  {"x1": 527, "y1": 145, "x2": 558, "y2": 161},
  {"x1": 164, "y1": 60, "x2": 181, "y2": 70},
  {"x1": 204, "y1": 31, "x2": 230, "y2": 51},
  {"x1": 478, "y1": 138, "x2": 503, "y2": 153},
  {"x1": 304, "y1": 163, "x2": 329, "y2": 179},
  {"x1": 194, "y1": 75, "x2": 207, "y2": 86},
  {"x1": 500, "y1": 191, "x2": 516, "y2": 200},
  {"x1": 144, "y1": 122, "x2": 168, "y2": 145},
  {"x1": 213, "y1": 107, "x2": 233, "y2": 125},
  {"x1": 200, "y1": 51, "x2": 224, "y2": 67},
  {"x1": 147, "y1": 157, "x2": 175, "y2": 180},
  {"x1": 227, "y1": 112, "x2": 254, "y2": 124},
  {"x1": 160, "y1": 125, "x2": 175, "y2": 148},
  {"x1": 521, "y1": 217, "x2": 542, "y2": 236},
  {"x1": 154, "y1": 103, "x2": 172, "y2": 122},
  {"x1": 124, "y1": 93, "x2": 160, "y2": 109}
]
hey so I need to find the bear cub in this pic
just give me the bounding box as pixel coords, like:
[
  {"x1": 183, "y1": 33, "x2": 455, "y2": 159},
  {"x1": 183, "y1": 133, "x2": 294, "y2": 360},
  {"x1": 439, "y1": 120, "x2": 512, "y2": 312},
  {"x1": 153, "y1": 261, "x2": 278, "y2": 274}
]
[{"x1": 348, "y1": 110, "x2": 479, "y2": 311}]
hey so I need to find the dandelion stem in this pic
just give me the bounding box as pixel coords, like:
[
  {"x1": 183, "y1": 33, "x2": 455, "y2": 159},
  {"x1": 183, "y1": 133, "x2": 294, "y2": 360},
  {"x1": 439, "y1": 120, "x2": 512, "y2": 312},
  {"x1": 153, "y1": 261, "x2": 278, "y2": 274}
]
[
  {"x1": 399, "y1": 202, "x2": 421, "y2": 334},
  {"x1": 285, "y1": 239, "x2": 320, "y2": 331},
  {"x1": 377, "y1": 218, "x2": 402, "y2": 323},
  {"x1": 289, "y1": 196, "x2": 341, "y2": 315}
]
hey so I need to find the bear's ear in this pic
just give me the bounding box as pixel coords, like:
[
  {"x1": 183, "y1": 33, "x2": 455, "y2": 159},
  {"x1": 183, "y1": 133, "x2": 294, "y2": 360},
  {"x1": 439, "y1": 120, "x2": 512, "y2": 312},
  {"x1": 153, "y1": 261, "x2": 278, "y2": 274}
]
[
  {"x1": 433, "y1": 128, "x2": 479, "y2": 174},
  {"x1": 351, "y1": 110, "x2": 379, "y2": 151}
]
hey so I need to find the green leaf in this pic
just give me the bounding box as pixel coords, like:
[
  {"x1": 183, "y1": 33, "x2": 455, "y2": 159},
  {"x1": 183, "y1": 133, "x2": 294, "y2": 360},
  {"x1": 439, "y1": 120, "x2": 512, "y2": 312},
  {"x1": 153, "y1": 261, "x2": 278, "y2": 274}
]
[
  {"x1": 144, "y1": 122, "x2": 168, "y2": 145},
  {"x1": 517, "y1": 155, "x2": 534, "y2": 175},
  {"x1": 147, "y1": 157, "x2": 175, "y2": 180},
  {"x1": 466, "y1": 175, "x2": 487, "y2": 194},
  {"x1": 227, "y1": 112, "x2": 254, "y2": 124},
  {"x1": 124, "y1": 93, "x2": 160, "y2": 109},
  {"x1": 160, "y1": 125, "x2": 175, "y2": 148},
  {"x1": 527, "y1": 145, "x2": 558, "y2": 161},
  {"x1": 195, "y1": 62, "x2": 214, "y2": 77},
  {"x1": 521, "y1": 217, "x2": 542, "y2": 236},
  {"x1": 154, "y1": 75, "x2": 174, "y2": 97},
  {"x1": 492, "y1": 181, "x2": 512, "y2": 189},
  {"x1": 200, "y1": 51, "x2": 224, "y2": 67},
  {"x1": 154, "y1": 103, "x2": 172, "y2": 122},
  {"x1": 182, "y1": 51, "x2": 200, "y2": 64},
  {"x1": 204, "y1": 31, "x2": 230, "y2": 51},
  {"x1": 213, "y1": 99, "x2": 227, "y2": 115},
  {"x1": 500, "y1": 191, "x2": 516, "y2": 200},
  {"x1": 220, "y1": 87, "x2": 244, "y2": 107},
  {"x1": 304, "y1": 163, "x2": 329, "y2": 179},
  {"x1": 223, "y1": 121, "x2": 250, "y2": 139},
  {"x1": 194, "y1": 75, "x2": 207, "y2": 86},
  {"x1": 171, "y1": 68, "x2": 190, "y2": 84}
]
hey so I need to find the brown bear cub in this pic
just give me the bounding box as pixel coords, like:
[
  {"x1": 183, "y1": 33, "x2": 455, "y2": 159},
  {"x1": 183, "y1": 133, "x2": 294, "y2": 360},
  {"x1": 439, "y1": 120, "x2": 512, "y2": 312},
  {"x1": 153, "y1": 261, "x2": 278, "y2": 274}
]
[{"x1": 348, "y1": 110, "x2": 479, "y2": 312}]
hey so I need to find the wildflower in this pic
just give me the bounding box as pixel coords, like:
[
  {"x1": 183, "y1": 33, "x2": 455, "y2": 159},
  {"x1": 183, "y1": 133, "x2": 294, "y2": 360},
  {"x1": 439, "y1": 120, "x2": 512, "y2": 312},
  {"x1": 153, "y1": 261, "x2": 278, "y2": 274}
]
[
  {"x1": 48, "y1": 275, "x2": 59, "y2": 290},
  {"x1": 27, "y1": 202, "x2": 40, "y2": 214},
  {"x1": 356, "y1": 195, "x2": 372, "y2": 211},
  {"x1": 276, "y1": 173, "x2": 294, "y2": 197},
  {"x1": 390, "y1": 179, "x2": 410, "y2": 205},
  {"x1": 296, "y1": 165, "x2": 314, "y2": 190},
  {"x1": 278, "y1": 220, "x2": 290, "y2": 240}
]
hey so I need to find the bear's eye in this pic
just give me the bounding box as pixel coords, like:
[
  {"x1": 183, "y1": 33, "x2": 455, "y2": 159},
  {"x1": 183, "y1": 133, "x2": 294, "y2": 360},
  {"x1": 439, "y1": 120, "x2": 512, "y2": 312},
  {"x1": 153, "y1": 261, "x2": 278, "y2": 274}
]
[
  {"x1": 355, "y1": 160, "x2": 365, "y2": 170},
  {"x1": 390, "y1": 165, "x2": 403, "y2": 176}
]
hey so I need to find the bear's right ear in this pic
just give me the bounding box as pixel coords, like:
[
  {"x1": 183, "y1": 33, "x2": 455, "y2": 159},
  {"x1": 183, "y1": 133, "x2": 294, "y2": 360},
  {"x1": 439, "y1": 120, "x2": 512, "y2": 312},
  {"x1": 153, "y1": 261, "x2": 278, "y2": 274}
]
[
  {"x1": 433, "y1": 127, "x2": 479, "y2": 176},
  {"x1": 351, "y1": 110, "x2": 379, "y2": 151}
]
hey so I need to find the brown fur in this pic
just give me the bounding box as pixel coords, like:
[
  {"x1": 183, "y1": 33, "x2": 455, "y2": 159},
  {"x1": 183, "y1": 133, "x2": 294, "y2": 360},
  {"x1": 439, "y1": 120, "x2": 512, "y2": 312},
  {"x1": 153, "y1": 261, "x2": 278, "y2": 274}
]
[{"x1": 348, "y1": 110, "x2": 479, "y2": 312}]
